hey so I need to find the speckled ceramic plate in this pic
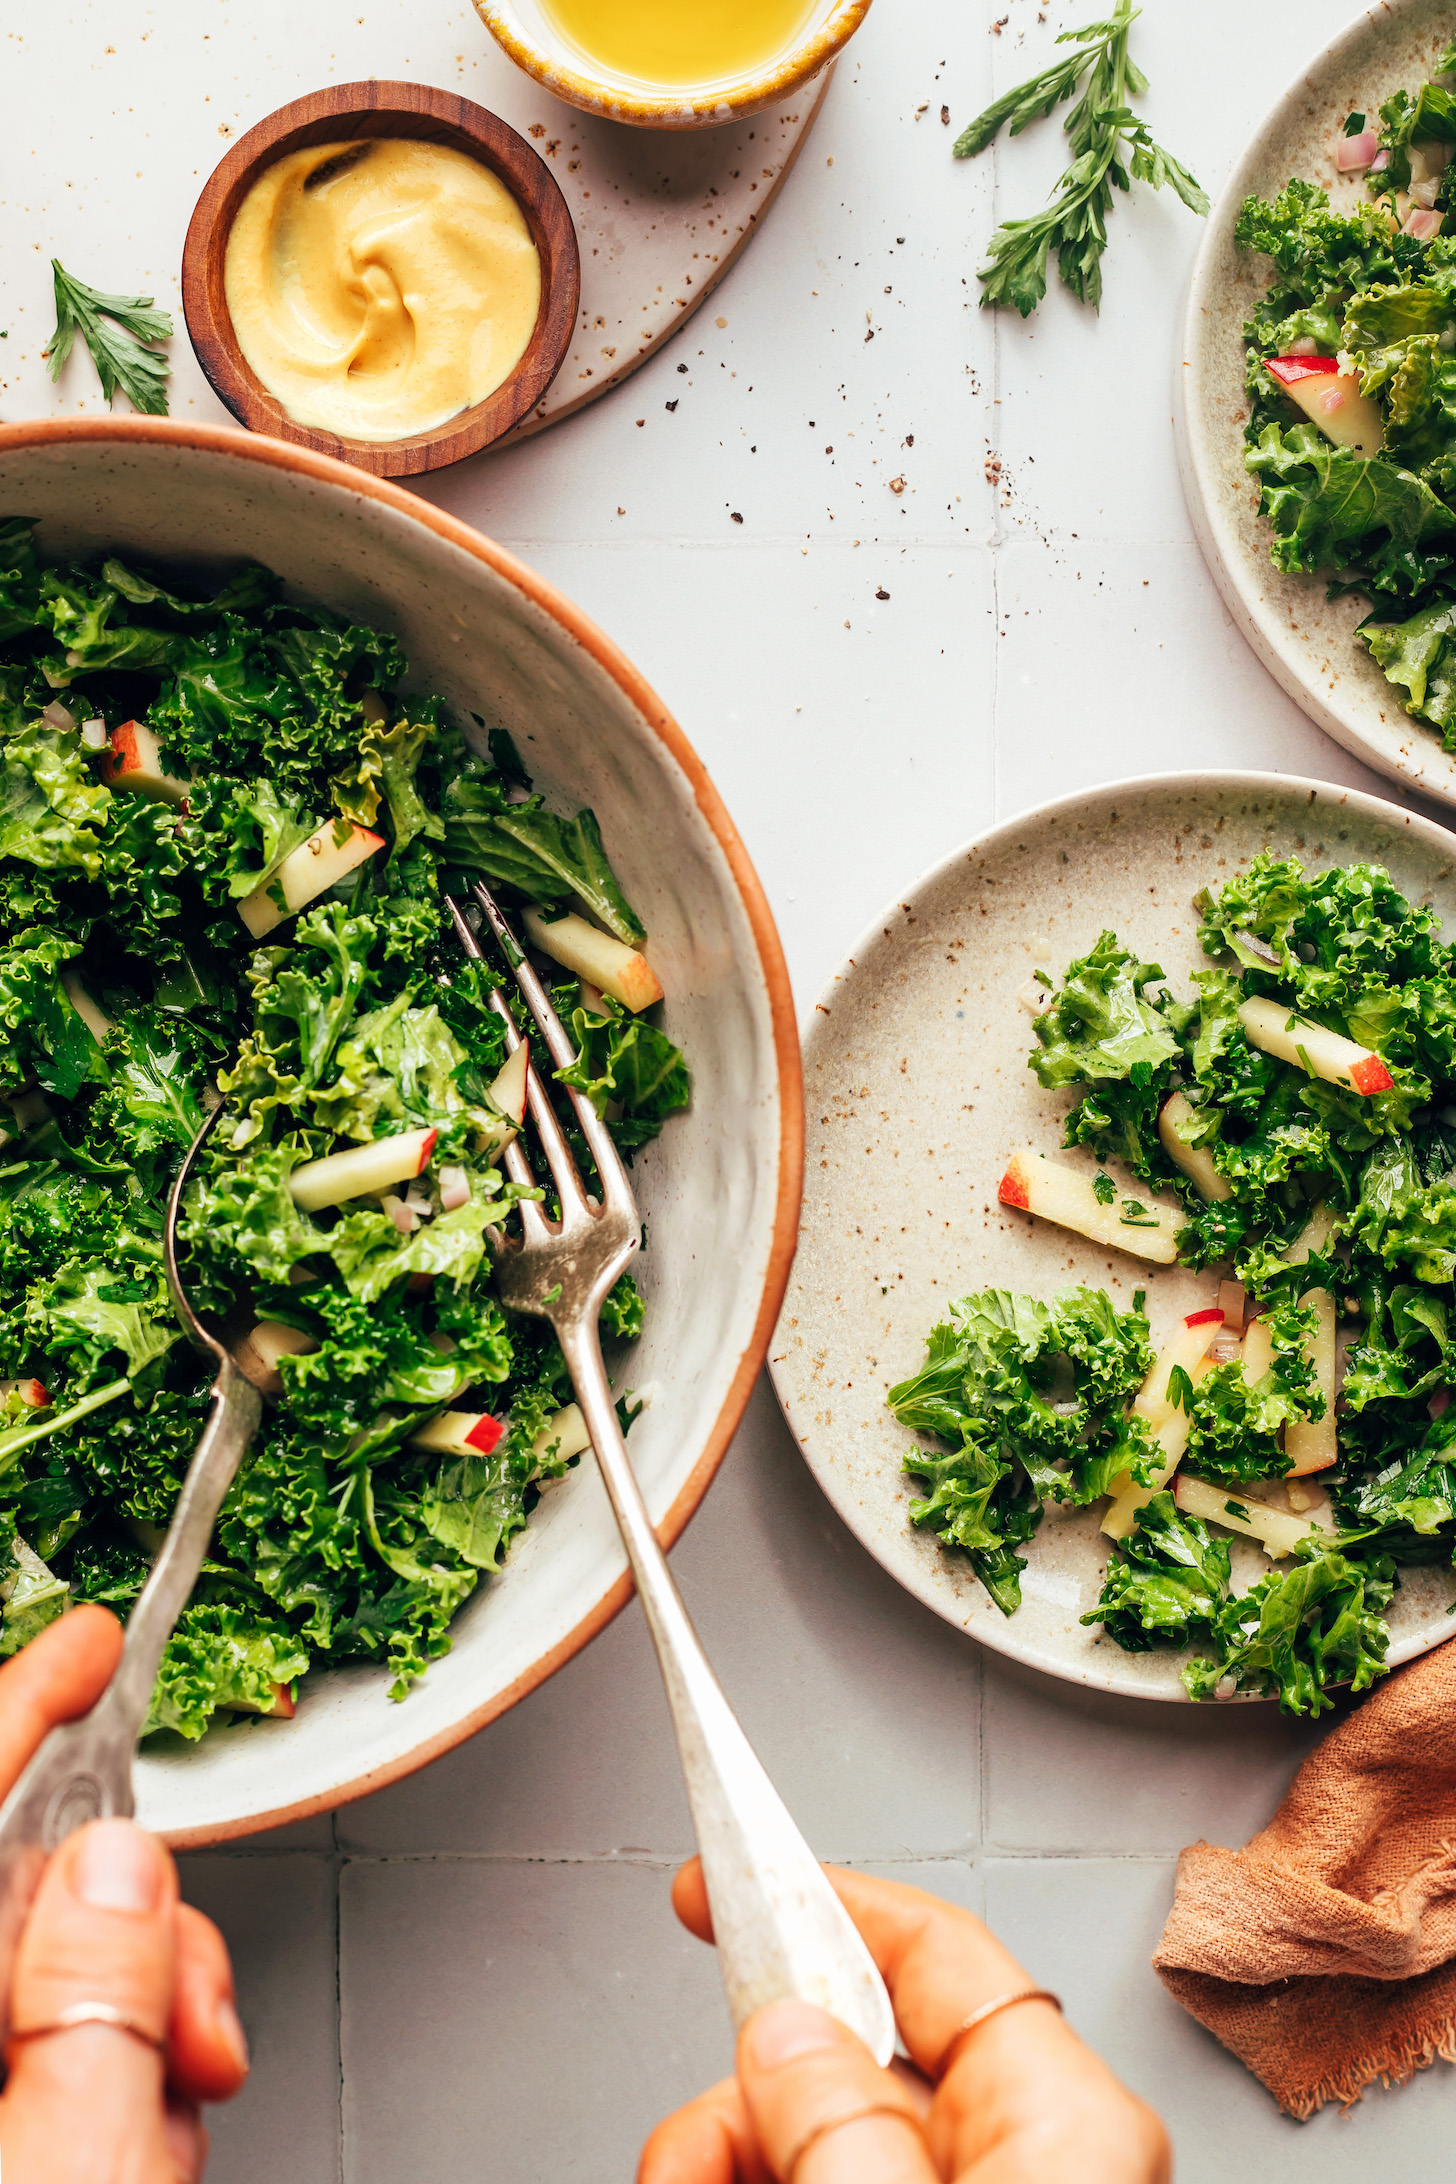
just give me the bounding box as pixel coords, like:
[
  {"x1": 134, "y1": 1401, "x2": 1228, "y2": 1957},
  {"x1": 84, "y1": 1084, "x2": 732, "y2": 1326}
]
[
  {"x1": 1177, "y1": 0, "x2": 1456, "y2": 808},
  {"x1": 771, "y1": 773, "x2": 1456, "y2": 1701}
]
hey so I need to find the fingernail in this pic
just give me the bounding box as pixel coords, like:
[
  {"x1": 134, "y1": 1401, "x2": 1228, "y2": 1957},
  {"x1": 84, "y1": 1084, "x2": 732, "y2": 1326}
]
[
  {"x1": 71, "y1": 1820, "x2": 165, "y2": 1914},
  {"x1": 215, "y1": 1997, "x2": 249, "y2": 2075},
  {"x1": 744, "y1": 1999, "x2": 841, "y2": 2069}
]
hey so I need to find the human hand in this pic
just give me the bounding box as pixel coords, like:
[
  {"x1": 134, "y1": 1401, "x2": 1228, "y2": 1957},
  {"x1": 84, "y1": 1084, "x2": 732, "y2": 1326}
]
[
  {"x1": 640, "y1": 1862, "x2": 1169, "y2": 2184},
  {"x1": 0, "y1": 1606, "x2": 249, "y2": 2183}
]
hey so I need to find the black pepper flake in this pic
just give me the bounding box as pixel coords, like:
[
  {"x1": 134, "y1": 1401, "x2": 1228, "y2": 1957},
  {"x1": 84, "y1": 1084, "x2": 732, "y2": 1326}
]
[
  {"x1": 665, "y1": 399, "x2": 678, "y2": 411},
  {"x1": 875, "y1": 588, "x2": 890, "y2": 601},
  {"x1": 677, "y1": 362, "x2": 688, "y2": 373},
  {"x1": 730, "y1": 511, "x2": 744, "y2": 524}
]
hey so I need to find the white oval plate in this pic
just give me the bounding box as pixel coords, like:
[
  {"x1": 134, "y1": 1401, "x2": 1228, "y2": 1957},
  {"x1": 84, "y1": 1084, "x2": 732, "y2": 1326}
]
[
  {"x1": 1177, "y1": 0, "x2": 1456, "y2": 808},
  {"x1": 771, "y1": 773, "x2": 1456, "y2": 1701}
]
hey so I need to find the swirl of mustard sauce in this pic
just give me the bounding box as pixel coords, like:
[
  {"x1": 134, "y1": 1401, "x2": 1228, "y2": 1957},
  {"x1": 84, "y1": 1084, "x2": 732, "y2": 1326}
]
[{"x1": 224, "y1": 138, "x2": 542, "y2": 443}]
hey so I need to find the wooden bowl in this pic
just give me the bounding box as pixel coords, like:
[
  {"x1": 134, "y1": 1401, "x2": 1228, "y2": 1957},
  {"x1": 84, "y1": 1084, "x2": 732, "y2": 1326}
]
[{"x1": 181, "y1": 81, "x2": 580, "y2": 478}]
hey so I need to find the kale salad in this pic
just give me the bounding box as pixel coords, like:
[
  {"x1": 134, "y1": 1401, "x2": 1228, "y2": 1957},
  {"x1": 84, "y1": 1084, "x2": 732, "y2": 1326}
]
[
  {"x1": 0, "y1": 517, "x2": 689, "y2": 1740},
  {"x1": 890, "y1": 853, "x2": 1456, "y2": 1715},
  {"x1": 1235, "y1": 37, "x2": 1456, "y2": 748}
]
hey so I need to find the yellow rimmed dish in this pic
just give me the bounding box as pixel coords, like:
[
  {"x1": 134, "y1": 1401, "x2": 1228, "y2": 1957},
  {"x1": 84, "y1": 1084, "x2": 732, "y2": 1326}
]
[{"x1": 474, "y1": 0, "x2": 874, "y2": 129}]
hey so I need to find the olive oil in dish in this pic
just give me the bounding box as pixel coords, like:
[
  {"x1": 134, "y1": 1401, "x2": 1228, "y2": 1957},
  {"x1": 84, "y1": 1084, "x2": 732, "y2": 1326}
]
[{"x1": 537, "y1": 0, "x2": 824, "y2": 88}]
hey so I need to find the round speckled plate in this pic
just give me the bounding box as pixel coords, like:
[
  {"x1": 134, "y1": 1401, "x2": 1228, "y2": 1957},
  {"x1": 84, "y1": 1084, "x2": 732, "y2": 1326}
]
[
  {"x1": 771, "y1": 773, "x2": 1456, "y2": 1701},
  {"x1": 1177, "y1": 0, "x2": 1456, "y2": 808}
]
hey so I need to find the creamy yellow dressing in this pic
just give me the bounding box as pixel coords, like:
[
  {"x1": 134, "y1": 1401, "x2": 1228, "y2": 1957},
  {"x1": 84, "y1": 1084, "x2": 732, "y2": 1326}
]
[
  {"x1": 224, "y1": 138, "x2": 542, "y2": 443},
  {"x1": 538, "y1": 0, "x2": 822, "y2": 88}
]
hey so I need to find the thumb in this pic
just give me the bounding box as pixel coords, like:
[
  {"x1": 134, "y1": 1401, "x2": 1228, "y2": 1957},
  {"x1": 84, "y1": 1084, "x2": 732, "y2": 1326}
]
[
  {"x1": 735, "y1": 2000, "x2": 936, "y2": 2184},
  {"x1": 1, "y1": 1820, "x2": 179, "y2": 2179}
]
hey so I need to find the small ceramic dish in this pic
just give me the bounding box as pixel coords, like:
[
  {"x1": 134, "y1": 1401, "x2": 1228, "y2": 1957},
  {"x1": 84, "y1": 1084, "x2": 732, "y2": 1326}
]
[
  {"x1": 771, "y1": 771, "x2": 1456, "y2": 1704},
  {"x1": 0, "y1": 414, "x2": 801, "y2": 1843},
  {"x1": 1177, "y1": 0, "x2": 1456, "y2": 810},
  {"x1": 474, "y1": 0, "x2": 873, "y2": 130},
  {"x1": 181, "y1": 81, "x2": 580, "y2": 480}
]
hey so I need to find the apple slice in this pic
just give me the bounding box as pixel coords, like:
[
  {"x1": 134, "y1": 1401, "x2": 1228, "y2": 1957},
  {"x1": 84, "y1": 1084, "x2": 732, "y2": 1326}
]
[
  {"x1": 1158, "y1": 1091, "x2": 1232, "y2": 1203},
  {"x1": 289, "y1": 1126, "x2": 437, "y2": 1212},
  {"x1": 1285, "y1": 1288, "x2": 1337, "y2": 1475},
  {"x1": 531, "y1": 1401, "x2": 593, "y2": 1466},
  {"x1": 487, "y1": 1040, "x2": 529, "y2": 1127},
  {"x1": 1101, "y1": 1313, "x2": 1227, "y2": 1538},
  {"x1": 409, "y1": 1410, "x2": 506, "y2": 1458},
  {"x1": 227, "y1": 1683, "x2": 296, "y2": 1719},
  {"x1": 237, "y1": 820, "x2": 385, "y2": 940},
  {"x1": 0, "y1": 1380, "x2": 48, "y2": 1410},
  {"x1": 1237, "y1": 996, "x2": 1393, "y2": 1095},
  {"x1": 248, "y1": 1322, "x2": 319, "y2": 1374},
  {"x1": 99, "y1": 719, "x2": 192, "y2": 805},
  {"x1": 997, "y1": 1149, "x2": 1181, "y2": 1265},
  {"x1": 60, "y1": 971, "x2": 112, "y2": 1044},
  {"x1": 1173, "y1": 1473, "x2": 1329, "y2": 1560},
  {"x1": 522, "y1": 908, "x2": 663, "y2": 1014},
  {"x1": 1265, "y1": 356, "x2": 1384, "y2": 455}
]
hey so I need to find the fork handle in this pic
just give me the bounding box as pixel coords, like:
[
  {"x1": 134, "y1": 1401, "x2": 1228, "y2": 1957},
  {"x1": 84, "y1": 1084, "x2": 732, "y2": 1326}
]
[{"x1": 556, "y1": 1320, "x2": 896, "y2": 2065}]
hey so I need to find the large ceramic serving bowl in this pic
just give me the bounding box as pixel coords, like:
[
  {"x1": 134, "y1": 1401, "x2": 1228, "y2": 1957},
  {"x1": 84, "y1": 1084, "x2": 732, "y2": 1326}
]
[
  {"x1": 1177, "y1": 0, "x2": 1456, "y2": 810},
  {"x1": 0, "y1": 417, "x2": 801, "y2": 1845}
]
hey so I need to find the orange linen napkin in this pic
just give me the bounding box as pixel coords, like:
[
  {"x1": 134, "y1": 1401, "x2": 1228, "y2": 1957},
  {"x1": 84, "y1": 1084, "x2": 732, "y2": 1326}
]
[{"x1": 1153, "y1": 1637, "x2": 1456, "y2": 2117}]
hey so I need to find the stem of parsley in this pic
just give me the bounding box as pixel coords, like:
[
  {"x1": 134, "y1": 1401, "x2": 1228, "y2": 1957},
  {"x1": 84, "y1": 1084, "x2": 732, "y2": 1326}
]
[{"x1": 955, "y1": 0, "x2": 1209, "y2": 317}]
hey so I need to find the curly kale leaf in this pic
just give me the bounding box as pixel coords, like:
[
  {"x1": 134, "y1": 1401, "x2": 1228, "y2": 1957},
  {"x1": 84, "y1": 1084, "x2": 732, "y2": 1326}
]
[
  {"x1": 555, "y1": 996, "x2": 691, "y2": 1153},
  {"x1": 143, "y1": 1604, "x2": 310, "y2": 1741},
  {"x1": 441, "y1": 786, "x2": 646, "y2": 946},
  {"x1": 0, "y1": 719, "x2": 112, "y2": 878},
  {"x1": 1183, "y1": 1300, "x2": 1322, "y2": 1484},
  {"x1": 1031, "y1": 931, "x2": 1184, "y2": 1089},
  {"x1": 1245, "y1": 421, "x2": 1456, "y2": 598},
  {"x1": 1081, "y1": 1490, "x2": 1231, "y2": 1650},
  {"x1": 275, "y1": 1286, "x2": 512, "y2": 1439},
  {"x1": 0, "y1": 927, "x2": 108, "y2": 1099},
  {"x1": 1183, "y1": 1546, "x2": 1394, "y2": 1715}
]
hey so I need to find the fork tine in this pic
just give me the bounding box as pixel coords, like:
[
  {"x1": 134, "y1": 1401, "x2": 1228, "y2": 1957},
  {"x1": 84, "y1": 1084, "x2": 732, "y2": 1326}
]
[
  {"x1": 468, "y1": 880, "x2": 636, "y2": 1210},
  {"x1": 443, "y1": 894, "x2": 563, "y2": 1237}
]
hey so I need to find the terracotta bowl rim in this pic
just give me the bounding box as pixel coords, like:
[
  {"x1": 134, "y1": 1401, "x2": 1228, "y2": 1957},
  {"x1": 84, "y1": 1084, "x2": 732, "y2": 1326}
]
[{"x1": 0, "y1": 414, "x2": 804, "y2": 1841}]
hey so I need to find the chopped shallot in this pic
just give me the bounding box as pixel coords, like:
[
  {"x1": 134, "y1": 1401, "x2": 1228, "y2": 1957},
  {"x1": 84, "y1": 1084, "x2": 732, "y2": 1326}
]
[
  {"x1": 80, "y1": 717, "x2": 108, "y2": 750},
  {"x1": 381, "y1": 1193, "x2": 419, "y2": 1235},
  {"x1": 1372, "y1": 147, "x2": 1391, "y2": 171},
  {"x1": 1405, "y1": 207, "x2": 1444, "y2": 241},
  {"x1": 1411, "y1": 176, "x2": 1442, "y2": 209},
  {"x1": 402, "y1": 1184, "x2": 432, "y2": 1220},
  {"x1": 437, "y1": 1165, "x2": 471, "y2": 1211},
  {"x1": 1217, "y1": 1279, "x2": 1246, "y2": 1333},
  {"x1": 1336, "y1": 130, "x2": 1378, "y2": 171},
  {"x1": 1017, "y1": 977, "x2": 1054, "y2": 1016},
  {"x1": 1286, "y1": 335, "x2": 1318, "y2": 355},
  {"x1": 41, "y1": 701, "x2": 75, "y2": 733},
  {"x1": 1429, "y1": 1386, "x2": 1451, "y2": 1421}
]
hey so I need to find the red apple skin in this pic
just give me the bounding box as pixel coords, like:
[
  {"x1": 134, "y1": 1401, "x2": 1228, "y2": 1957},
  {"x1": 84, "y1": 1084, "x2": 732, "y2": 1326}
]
[
  {"x1": 1266, "y1": 355, "x2": 1340, "y2": 386},
  {"x1": 464, "y1": 1416, "x2": 505, "y2": 1455},
  {"x1": 1349, "y1": 1054, "x2": 1395, "y2": 1096},
  {"x1": 415, "y1": 1127, "x2": 439, "y2": 1175},
  {"x1": 1184, "y1": 1308, "x2": 1225, "y2": 1328},
  {"x1": 999, "y1": 1160, "x2": 1032, "y2": 1211},
  {"x1": 268, "y1": 1684, "x2": 296, "y2": 1719}
]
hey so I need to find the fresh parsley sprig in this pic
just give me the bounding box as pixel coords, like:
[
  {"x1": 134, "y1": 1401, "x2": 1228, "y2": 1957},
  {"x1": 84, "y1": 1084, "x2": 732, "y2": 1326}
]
[
  {"x1": 44, "y1": 260, "x2": 172, "y2": 415},
  {"x1": 955, "y1": 0, "x2": 1208, "y2": 317}
]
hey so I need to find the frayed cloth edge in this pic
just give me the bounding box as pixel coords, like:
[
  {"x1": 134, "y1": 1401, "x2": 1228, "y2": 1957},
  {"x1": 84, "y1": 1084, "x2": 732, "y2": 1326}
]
[{"x1": 1275, "y1": 2022, "x2": 1456, "y2": 2120}]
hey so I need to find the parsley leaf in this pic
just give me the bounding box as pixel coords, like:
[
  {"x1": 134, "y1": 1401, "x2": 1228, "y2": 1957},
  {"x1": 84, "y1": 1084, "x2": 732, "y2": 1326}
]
[{"x1": 44, "y1": 261, "x2": 172, "y2": 417}]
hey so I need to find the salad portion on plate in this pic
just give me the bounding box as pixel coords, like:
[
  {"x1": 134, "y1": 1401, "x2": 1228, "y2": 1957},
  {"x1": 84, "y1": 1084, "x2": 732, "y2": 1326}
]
[
  {"x1": 892, "y1": 849, "x2": 1456, "y2": 1713},
  {"x1": 1236, "y1": 33, "x2": 1456, "y2": 751},
  {"x1": 0, "y1": 517, "x2": 689, "y2": 1741}
]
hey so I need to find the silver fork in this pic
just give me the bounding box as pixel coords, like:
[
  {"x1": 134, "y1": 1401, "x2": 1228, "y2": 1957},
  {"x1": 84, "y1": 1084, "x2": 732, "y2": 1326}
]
[
  {"x1": 447, "y1": 881, "x2": 894, "y2": 2062},
  {"x1": 0, "y1": 1104, "x2": 263, "y2": 2044}
]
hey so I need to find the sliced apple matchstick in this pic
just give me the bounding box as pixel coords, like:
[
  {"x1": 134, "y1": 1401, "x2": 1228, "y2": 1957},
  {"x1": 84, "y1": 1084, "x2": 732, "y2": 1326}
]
[
  {"x1": 1157, "y1": 1091, "x2": 1231, "y2": 1203},
  {"x1": 410, "y1": 1412, "x2": 506, "y2": 1458},
  {"x1": 1237, "y1": 996, "x2": 1393, "y2": 1097},
  {"x1": 238, "y1": 820, "x2": 385, "y2": 940},
  {"x1": 0, "y1": 1380, "x2": 48, "y2": 1410},
  {"x1": 1172, "y1": 1474, "x2": 1333, "y2": 1560},
  {"x1": 522, "y1": 908, "x2": 662, "y2": 1014},
  {"x1": 289, "y1": 1126, "x2": 438, "y2": 1212},
  {"x1": 1101, "y1": 1309, "x2": 1227, "y2": 1539},
  {"x1": 998, "y1": 1149, "x2": 1181, "y2": 1265},
  {"x1": 1281, "y1": 1205, "x2": 1340, "y2": 1477},
  {"x1": 1265, "y1": 355, "x2": 1384, "y2": 456},
  {"x1": 100, "y1": 719, "x2": 192, "y2": 804}
]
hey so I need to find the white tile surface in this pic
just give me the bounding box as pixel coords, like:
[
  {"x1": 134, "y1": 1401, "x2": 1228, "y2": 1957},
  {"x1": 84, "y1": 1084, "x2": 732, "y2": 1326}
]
[{"x1": 4, "y1": 0, "x2": 1450, "y2": 2173}]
